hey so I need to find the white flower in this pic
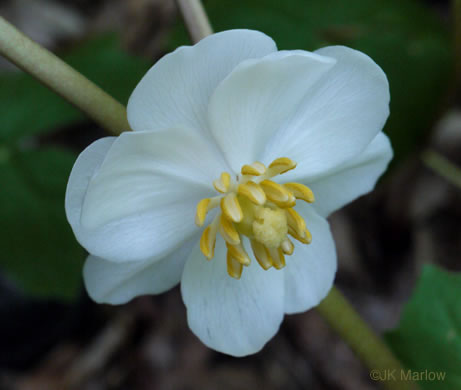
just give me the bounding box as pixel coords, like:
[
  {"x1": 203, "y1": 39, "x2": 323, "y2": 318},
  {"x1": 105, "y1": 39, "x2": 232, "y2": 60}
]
[{"x1": 65, "y1": 29, "x2": 391, "y2": 357}]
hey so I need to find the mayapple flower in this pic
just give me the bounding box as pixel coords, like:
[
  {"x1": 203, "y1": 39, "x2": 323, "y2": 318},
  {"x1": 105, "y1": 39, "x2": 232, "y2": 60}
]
[{"x1": 65, "y1": 30, "x2": 391, "y2": 357}]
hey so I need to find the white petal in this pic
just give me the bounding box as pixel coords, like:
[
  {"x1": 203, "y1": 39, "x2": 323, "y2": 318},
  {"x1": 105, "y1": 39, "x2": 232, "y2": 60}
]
[
  {"x1": 83, "y1": 235, "x2": 197, "y2": 304},
  {"x1": 208, "y1": 50, "x2": 336, "y2": 172},
  {"x1": 127, "y1": 29, "x2": 277, "y2": 137},
  {"x1": 305, "y1": 132, "x2": 392, "y2": 217},
  {"x1": 263, "y1": 46, "x2": 390, "y2": 180},
  {"x1": 181, "y1": 238, "x2": 284, "y2": 357},
  {"x1": 283, "y1": 204, "x2": 337, "y2": 314},
  {"x1": 66, "y1": 138, "x2": 115, "y2": 227},
  {"x1": 66, "y1": 137, "x2": 114, "y2": 249},
  {"x1": 69, "y1": 129, "x2": 221, "y2": 262}
]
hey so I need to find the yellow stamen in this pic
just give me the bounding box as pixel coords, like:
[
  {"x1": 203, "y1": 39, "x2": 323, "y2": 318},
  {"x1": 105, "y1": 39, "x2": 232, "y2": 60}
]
[
  {"x1": 260, "y1": 180, "x2": 296, "y2": 208},
  {"x1": 268, "y1": 247, "x2": 286, "y2": 270},
  {"x1": 221, "y1": 193, "x2": 243, "y2": 223},
  {"x1": 199, "y1": 217, "x2": 219, "y2": 260},
  {"x1": 250, "y1": 239, "x2": 273, "y2": 270},
  {"x1": 288, "y1": 226, "x2": 312, "y2": 244},
  {"x1": 241, "y1": 161, "x2": 266, "y2": 176},
  {"x1": 227, "y1": 251, "x2": 243, "y2": 279},
  {"x1": 195, "y1": 157, "x2": 313, "y2": 278},
  {"x1": 237, "y1": 181, "x2": 266, "y2": 205},
  {"x1": 281, "y1": 238, "x2": 294, "y2": 255},
  {"x1": 195, "y1": 197, "x2": 220, "y2": 226},
  {"x1": 268, "y1": 157, "x2": 297, "y2": 175},
  {"x1": 226, "y1": 242, "x2": 251, "y2": 266},
  {"x1": 285, "y1": 207, "x2": 306, "y2": 237},
  {"x1": 213, "y1": 172, "x2": 231, "y2": 193},
  {"x1": 195, "y1": 198, "x2": 210, "y2": 227},
  {"x1": 284, "y1": 183, "x2": 315, "y2": 203},
  {"x1": 219, "y1": 214, "x2": 240, "y2": 245}
]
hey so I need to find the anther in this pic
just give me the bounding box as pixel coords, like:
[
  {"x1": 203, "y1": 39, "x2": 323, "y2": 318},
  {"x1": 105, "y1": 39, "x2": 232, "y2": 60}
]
[
  {"x1": 260, "y1": 180, "x2": 296, "y2": 208},
  {"x1": 226, "y1": 242, "x2": 251, "y2": 266},
  {"x1": 268, "y1": 157, "x2": 297, "y2": 175},
  {"x1": 219, "y1": 214, "x2": 240, "y2": 245},
  {"x1": 237, "y1": 181, "x2": 266, "y2": 205},
  {"x1": 281, "y1": 238, "x2": 294, "y2": 255},
  {"x1": 221, "y1": 193, "x2": 243, "y2": 223},
  {"x1": 241, "y1": 161, "x2": 266, "y2": 176},
  {"x1": 284, "y1": 183, "x2": 315, "y2": 203},
  {"x1": 288, "y1": 226, "x2": 312, "y2": 244},
  {"x1": 268, "y1": 247, "x2": 286, "y2": 270},
  {"x1": 227, "y1": 251, "x2": 243, "y2": 279},
  {"x1": 285, "y1": 208, "x2": 306, "y2": 237},
  {"x1": 213, "y1": 172, "x2": 231, "y2": 193},
  {"x1": 195, "y1": 198, "x2": 219, "y2": 226},
  {"x1": 250, "y1": 240, "x2": 273, "y2": 270},
  {"x1": 199, "y1": 217, "x2": 219, "y2": 260}
]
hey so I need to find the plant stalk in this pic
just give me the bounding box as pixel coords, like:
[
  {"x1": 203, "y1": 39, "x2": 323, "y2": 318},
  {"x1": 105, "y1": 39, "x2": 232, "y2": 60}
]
[
  {"x1": 317, "y1": 287, "x2": 419, "y2": 390},
  {"x1": 0, "y1": 16, "x2": 130, "y2": 135},
  {"x1": 176, "y1": 0, "x2": 213, "y2": 43}
]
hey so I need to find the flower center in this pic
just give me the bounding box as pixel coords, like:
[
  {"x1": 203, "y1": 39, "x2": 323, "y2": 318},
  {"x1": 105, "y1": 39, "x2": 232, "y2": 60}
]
[{"x1": 195, "y1": 157, "x2": 314, "y2": 279}]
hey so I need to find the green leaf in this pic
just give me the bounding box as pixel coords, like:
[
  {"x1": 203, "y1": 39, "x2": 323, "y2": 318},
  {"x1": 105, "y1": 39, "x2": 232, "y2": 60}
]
[
  {"x1": 0, "y1": 33, "x2": 150, "y2": 142},
  {"x1": 386, "y1": 265, "x2": 461, "y2": 389},
  {"x1": 0, "y1": 146, "x2": 85, "y2": 301},
  {"x1": 169, "y1": 0, "x2": 454, "y2": 165}
]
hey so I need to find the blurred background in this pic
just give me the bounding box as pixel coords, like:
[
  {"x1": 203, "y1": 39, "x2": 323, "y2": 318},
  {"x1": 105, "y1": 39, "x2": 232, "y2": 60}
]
[{"x1": 0, "y1": 0, "x2": 460, "y2": 389}]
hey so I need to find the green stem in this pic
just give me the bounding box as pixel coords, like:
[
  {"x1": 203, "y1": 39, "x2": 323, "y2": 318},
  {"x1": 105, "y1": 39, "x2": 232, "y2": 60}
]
[
  {"x1": 317, "y1": 288, "x2": 419, "y2": 390},
  {"x1": 176, "y1": 0, "x2": 213, "y2": 43},
  {"x1": 422, "y1": 150, "x2": 461, "y2": 190},
  {"x1": 0, "y1": 16, "x2": 130, "y2": 135}
]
